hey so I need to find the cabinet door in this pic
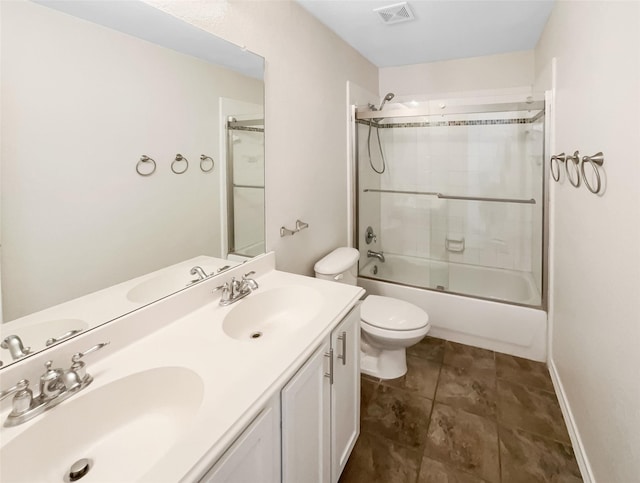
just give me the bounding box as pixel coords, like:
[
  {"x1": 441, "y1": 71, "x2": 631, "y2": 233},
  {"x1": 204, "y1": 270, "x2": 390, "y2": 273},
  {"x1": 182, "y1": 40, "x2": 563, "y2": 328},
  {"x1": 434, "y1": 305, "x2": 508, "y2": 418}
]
[
  {"x1": 331, "y1": 306, "x2": 361, "y2": 483},
  {"x1": 200, "y1": 397, "x2": 280, "y2": 483},
  {"x1": 281, "y1": 340, "x2": 331, "y2": 483}
]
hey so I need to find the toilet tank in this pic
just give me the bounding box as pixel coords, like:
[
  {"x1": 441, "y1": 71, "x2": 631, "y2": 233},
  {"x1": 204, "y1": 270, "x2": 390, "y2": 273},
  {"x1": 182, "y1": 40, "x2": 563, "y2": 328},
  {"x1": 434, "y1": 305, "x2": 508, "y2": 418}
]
[{"x1": 314, "y1": 247, "x2": 360, "y2": 285}]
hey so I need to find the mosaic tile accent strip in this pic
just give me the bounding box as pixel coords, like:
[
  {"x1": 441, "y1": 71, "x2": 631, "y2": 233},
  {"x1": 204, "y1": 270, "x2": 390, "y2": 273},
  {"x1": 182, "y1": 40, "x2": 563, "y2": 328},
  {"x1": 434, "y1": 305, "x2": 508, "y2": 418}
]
[
  {"x1": 227, "y1": 125, "x2": 264, "y2": 133},
  {"x1": 357, "y1": 118, "x2": 539, "y2": 129}
]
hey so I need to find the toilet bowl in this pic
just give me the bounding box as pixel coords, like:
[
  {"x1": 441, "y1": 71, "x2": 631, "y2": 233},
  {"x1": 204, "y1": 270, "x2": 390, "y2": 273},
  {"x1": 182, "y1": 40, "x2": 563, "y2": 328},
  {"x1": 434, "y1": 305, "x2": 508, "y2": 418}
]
[{"x1": 314, "y1": 247, "x2": 430, "y2": 379}]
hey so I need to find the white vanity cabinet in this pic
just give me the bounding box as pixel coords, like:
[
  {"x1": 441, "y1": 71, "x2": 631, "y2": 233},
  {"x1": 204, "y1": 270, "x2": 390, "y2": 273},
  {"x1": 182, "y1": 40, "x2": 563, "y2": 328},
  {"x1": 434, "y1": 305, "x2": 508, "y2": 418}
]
[
  {"x1": 199, "y1": 396, "x2": 281, "y2": 483},
  {"x1": 329, "y1": 305, "x2": 360, "y2": 482},
  {"x1": 199, "y1": 305, "x2": 361, "y2": 483},
  {"x1": 281, "y1": 305, "x2": 360, "y2": 483}
]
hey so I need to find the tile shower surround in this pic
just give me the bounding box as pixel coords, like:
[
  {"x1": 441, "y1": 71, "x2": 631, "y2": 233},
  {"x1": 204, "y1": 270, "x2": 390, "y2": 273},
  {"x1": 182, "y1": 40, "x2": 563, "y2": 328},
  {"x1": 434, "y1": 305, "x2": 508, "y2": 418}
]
[
  {"x1": 340, "y1": 337, "x2": 581, "y2": 483},
  {"x1": 358, "y1": 114, "x2": 543, "y2": 279}
]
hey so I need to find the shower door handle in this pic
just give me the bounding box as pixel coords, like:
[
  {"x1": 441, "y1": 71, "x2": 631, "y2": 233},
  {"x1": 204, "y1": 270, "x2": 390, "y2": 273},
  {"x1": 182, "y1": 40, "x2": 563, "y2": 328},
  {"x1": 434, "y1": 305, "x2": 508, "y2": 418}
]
[{"x1": 337, "y1": 332, "x2": 347, "y2": 366}]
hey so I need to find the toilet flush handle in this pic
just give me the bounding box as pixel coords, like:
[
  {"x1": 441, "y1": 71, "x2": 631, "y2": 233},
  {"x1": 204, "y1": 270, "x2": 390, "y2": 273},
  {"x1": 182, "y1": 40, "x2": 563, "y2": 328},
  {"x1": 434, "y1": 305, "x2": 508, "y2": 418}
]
[{"x1": 334, "y1": 274, "x2": 344, "y2": 281}]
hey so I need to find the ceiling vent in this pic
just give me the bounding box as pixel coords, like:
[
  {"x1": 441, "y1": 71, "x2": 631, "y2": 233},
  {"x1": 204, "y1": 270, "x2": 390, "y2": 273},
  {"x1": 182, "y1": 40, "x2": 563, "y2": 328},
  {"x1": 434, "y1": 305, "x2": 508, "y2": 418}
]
[{"x1": 373, "y1": 2, "x2": 415, "y2": 25}]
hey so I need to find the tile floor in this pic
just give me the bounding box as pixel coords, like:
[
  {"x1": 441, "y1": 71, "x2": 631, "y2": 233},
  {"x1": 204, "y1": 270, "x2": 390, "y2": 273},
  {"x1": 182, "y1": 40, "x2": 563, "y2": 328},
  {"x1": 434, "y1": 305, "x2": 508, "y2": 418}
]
[{"x1": 339, "y1": 337, "x2": 582, "y2": 483}]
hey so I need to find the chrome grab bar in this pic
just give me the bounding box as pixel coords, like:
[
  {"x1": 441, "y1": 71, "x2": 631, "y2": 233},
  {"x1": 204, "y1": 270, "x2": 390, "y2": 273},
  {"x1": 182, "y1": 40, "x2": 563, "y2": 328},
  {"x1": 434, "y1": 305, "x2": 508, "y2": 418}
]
[{"x1": 363, "y1": 188, "x2": 535, "y2": 205}]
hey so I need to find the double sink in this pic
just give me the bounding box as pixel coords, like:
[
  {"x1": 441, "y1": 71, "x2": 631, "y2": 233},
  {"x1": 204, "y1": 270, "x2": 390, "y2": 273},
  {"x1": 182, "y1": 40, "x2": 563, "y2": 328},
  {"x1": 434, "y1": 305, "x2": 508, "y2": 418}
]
[{"x1": 0, "y1": 254, "x2": 359, "y2": 482}]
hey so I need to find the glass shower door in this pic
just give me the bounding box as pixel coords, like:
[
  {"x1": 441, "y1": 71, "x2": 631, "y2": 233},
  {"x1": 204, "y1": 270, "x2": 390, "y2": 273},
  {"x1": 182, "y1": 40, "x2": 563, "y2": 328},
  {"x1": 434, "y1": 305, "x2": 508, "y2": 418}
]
[{"x1": 227, "y1": 117, "x2": 264, "y2": 257}]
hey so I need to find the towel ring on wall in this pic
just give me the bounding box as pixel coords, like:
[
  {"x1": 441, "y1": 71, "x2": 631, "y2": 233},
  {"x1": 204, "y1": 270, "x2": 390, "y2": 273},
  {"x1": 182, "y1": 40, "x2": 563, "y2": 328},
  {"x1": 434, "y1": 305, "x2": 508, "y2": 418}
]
[
  {"x1": 172, "y1": 154, "x2": 189, "y2": 174},
  {"x1": 565, "y1": 151, "x2": 581, "y2": 188},
  {"x1": 581, "y1": 152, "x2": 604, "y2": 194},
  {"x1": 550, "y1": 152, "x2": 566, "y2": 182},
  {"x1": 136, "y1": 155, "x2": 156, "y2": 177},
  {"x1": 200, "y1": 154, "x2": 214, "y2": 173}
]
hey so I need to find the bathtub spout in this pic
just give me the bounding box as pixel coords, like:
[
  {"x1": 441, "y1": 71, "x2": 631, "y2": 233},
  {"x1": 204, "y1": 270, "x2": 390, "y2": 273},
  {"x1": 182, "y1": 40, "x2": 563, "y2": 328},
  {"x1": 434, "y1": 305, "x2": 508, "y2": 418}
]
[{"x1": 367, "y1": 250, "x2": 385, "y2": 262}]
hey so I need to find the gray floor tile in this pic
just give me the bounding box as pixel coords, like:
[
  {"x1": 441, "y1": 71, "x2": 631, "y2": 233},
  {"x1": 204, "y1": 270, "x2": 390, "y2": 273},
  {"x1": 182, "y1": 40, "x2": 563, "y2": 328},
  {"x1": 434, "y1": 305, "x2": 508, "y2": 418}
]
[
  {"x1": 497, "y1": 379, "x2": 571, "y2": 444},
  {"x1": 381, "y1": 355, "x2": 441, "y2": 400},
  {"x1": 418, "y1": 456, "x2": 490, "y2": 483},
  {"x1": 361, "y1": 382, "x2": 433, "y2": 449},
  {"x1": 443, "y1": 341, "x2": 495, "y2": 374},
  {"x1": 424, "y1": 403, "x2": 500, "y2": 483},
  {"x1": 408, "y1": 336, "x2": 446, "y2": 362},
  {"x1": 339, "y1": 431, "x2": 422, "y2": 483},
  {"x1": 496, "y1": 353, "x2": 554, "y2": 392},
  {"x1": 499, "y1": 425, "x2": 582, "y2": 483},
  {"x1": 435, "y1": 364, "x2": 497, "y2": 419}
]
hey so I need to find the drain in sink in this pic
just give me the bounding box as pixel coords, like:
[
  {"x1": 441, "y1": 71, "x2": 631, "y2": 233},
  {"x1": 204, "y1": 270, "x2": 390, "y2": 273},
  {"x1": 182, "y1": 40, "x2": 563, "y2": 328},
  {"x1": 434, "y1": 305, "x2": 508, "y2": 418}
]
[
  {"x1": 250, "y1": 331, "x2": 262, "y2": 339},
  {"x1": 68, "y1": 458, "x2": 91, "y2": 481}
]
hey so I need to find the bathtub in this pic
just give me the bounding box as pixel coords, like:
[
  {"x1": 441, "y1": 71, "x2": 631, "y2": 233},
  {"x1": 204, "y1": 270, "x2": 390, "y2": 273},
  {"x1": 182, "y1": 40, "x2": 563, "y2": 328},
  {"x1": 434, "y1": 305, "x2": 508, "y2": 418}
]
[{"x1": 358, "y1": 254, "x2": 547, "y2": 361}]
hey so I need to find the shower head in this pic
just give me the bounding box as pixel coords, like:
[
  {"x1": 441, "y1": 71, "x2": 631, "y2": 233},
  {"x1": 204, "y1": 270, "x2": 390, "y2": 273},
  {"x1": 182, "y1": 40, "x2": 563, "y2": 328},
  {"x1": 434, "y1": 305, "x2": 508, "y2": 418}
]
[{"x1": 378, "y1": 92, "x2": 395, "y2": 111}]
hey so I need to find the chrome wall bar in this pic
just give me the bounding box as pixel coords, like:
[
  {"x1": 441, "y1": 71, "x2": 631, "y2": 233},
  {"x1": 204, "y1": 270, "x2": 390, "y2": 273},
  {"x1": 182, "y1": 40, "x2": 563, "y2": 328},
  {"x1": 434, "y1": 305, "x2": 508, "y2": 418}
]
[
  {"x1": 437, "y1": 194, "x2": 535, "y2": 204},
  {"x1": 363, "y1": 188, "x2": 440, "y2": 196},
  {"x1": 228, "y1": 119, "x2": 264, "y2": 128},
  {"x1": 363, "y1": 188, "x2": 535, "y2": 205},
  {"x1": 233, "y1": 184, "x2": 265, "y2": 189}
]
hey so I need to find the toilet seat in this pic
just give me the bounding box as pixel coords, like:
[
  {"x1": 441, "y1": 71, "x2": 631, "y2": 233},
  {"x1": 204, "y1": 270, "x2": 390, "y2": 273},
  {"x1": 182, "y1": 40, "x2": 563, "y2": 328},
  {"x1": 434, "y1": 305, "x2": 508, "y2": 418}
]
[{"x1": 361, "y1": 295, "x2": 429, "y2": 331}]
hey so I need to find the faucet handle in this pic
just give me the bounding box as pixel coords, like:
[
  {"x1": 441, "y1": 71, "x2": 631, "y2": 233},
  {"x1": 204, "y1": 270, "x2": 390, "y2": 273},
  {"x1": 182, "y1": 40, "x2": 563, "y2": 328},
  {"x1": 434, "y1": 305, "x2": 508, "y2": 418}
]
[
  {"x1": 70, "y1": 342, "x2": 110, "y2": 382},
  {"x1": 71, "y1": 342, "x2": 110, "y2": 364},
  {"x1": 214, "y1": 282, "x2": 233, "y2": 303},
  {"x1": 0, "y1": 379, "x2": 33, "y2": 416},
  {"x1": 0, "y1": 379, "x2": 30, "y2": 402},
  {"x1": 242, "y1": 271, "x2": 259, "y2": 290}
]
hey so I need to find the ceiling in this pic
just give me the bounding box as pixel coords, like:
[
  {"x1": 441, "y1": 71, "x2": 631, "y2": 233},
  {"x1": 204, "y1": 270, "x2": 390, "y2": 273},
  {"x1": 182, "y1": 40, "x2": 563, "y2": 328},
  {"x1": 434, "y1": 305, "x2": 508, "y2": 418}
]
[{"x1": 296, "y1": 0, "x2": 555, "y2": 67}]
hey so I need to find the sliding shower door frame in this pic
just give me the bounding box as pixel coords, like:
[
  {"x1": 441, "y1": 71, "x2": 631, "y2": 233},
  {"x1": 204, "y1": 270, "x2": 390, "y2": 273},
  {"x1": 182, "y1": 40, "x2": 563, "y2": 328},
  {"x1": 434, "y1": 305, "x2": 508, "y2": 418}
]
[{"x1": 351, "y1": 96, "x2": 550, "y2": 310}]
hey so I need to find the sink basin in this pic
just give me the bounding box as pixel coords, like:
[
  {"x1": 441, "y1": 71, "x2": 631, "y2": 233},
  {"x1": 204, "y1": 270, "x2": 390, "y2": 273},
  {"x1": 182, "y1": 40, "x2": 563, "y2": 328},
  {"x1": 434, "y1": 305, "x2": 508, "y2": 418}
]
[
  {"x1": 223, "y1": 286, "x2": 323, "y2": 340},
  {"x1": 0, "y1": 367, "x2": 203, "y2": 482}
]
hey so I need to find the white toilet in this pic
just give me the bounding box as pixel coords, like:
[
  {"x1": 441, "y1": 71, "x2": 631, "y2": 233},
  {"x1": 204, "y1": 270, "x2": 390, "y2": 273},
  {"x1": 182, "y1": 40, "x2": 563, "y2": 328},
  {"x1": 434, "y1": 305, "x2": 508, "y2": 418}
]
[{"x1": 314, "y1": 247, "x2": 430, "y2": 379}]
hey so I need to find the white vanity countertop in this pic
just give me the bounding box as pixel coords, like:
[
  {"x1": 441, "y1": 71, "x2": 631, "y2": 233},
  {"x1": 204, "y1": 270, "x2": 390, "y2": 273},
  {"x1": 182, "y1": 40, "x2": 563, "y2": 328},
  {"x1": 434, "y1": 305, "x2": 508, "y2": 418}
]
[{"x1": 0, "y1": 253, "x2": 365, "y2": 482}]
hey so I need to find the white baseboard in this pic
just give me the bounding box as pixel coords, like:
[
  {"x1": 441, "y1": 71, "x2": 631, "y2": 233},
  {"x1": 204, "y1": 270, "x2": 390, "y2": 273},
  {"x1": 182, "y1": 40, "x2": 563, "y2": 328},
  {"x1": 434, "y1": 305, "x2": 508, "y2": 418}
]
[{"x1": 548, "y1": 358, "x2": 595, "y2": 483}]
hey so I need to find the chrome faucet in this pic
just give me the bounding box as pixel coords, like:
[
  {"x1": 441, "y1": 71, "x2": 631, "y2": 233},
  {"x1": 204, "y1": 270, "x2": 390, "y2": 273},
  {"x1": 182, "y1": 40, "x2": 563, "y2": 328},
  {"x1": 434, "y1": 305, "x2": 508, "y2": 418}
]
[
  {"x1": 215, "y1": 271, "x2": 259, "y2": 306},
  {"x1": 1, "y1": 335, "x2": 32, "y2": 361},
  {"x1": 367, "y1": 250, "x2": 385, "y2": 262},
  {"x1": 0, "y1": 342, "x2": 109, "y2": 427},
  {"x1": 189, "y1": 265, "x2": 209, "y2": 282}
]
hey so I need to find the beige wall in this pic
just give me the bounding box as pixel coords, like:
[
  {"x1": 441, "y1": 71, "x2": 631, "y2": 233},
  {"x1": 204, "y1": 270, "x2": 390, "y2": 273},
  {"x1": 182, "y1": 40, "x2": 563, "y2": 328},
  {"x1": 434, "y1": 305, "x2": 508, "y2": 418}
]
[
  {"x1": 379, "y1": 50, "x2": 534, "y2": 98},
  {"x1": 149, "y1": 0, "x2": 379, "y2": 274},
  {"x1": 535, "y1": 1, "x2": 640, "y2": 480}
]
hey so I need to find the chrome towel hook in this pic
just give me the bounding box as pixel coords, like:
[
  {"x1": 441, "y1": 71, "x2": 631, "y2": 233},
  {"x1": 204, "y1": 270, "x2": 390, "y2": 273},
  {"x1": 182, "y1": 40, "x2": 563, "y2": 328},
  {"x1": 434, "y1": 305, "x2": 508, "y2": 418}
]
[
  {"x1": 200, "y1": 154, "x2": 214, "y2": 173},
  {"x1": 136, "y1": 155, "x2": 156, "y2": 177},
  {"x1": 550, "y1": 152, "x2": 566, "y2": 182},
  {"x1": 565, "y1": 151, "x2": 581, "y2": 188},
  {"x1": 172, "y1": 154, "x2": 189, "y2": 174},
  {"x1": 581, "y1": 152, "x2": 604, "y2": 194}
]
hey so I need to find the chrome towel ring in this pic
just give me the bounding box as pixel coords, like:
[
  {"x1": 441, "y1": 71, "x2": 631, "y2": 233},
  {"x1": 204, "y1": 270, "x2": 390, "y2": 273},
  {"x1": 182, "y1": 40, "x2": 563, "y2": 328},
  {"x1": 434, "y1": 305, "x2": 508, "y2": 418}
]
[
  {"x1": 565, "y1": 151, "x2": 581, "y2": 188},
  {"x1": 136, "y1": 155, "x2": 156, "y2": 177},
  {"x1": 550, "y1": 152, "x2": 566, "y2": 182},
  {"x1": 172, "y1": 154, "x2": 189, "y2": 174},
  {"x1": 550, "y1": 150, "x2": 605, "y2": 195},
  {"x1": 200, "y1": 154, "x2": 214, "y2": 173},
  {"x1": 581, "y1": 152, "x2": 604, "y2": 194}
]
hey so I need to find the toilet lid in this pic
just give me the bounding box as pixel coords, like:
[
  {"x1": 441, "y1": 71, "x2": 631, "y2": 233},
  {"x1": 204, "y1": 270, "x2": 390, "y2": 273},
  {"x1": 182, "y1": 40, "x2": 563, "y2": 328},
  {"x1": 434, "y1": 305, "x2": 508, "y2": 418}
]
[{"x1": 361, "y1": 295, "x2": 429, "y2": 331}]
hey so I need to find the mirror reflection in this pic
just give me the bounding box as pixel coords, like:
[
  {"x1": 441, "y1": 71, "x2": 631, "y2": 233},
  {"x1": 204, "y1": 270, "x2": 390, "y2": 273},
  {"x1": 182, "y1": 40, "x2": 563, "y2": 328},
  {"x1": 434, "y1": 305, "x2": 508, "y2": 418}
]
[{"x1": 0, "y1": 0, "x2": 265, "y2": 368}]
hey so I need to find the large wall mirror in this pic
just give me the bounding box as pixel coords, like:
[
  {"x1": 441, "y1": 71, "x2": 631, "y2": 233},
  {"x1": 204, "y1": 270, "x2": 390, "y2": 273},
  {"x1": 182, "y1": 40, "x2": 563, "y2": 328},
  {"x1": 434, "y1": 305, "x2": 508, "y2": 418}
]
[{"x1": 0, "y1": 0, "x2": 265, "y2": 368}]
